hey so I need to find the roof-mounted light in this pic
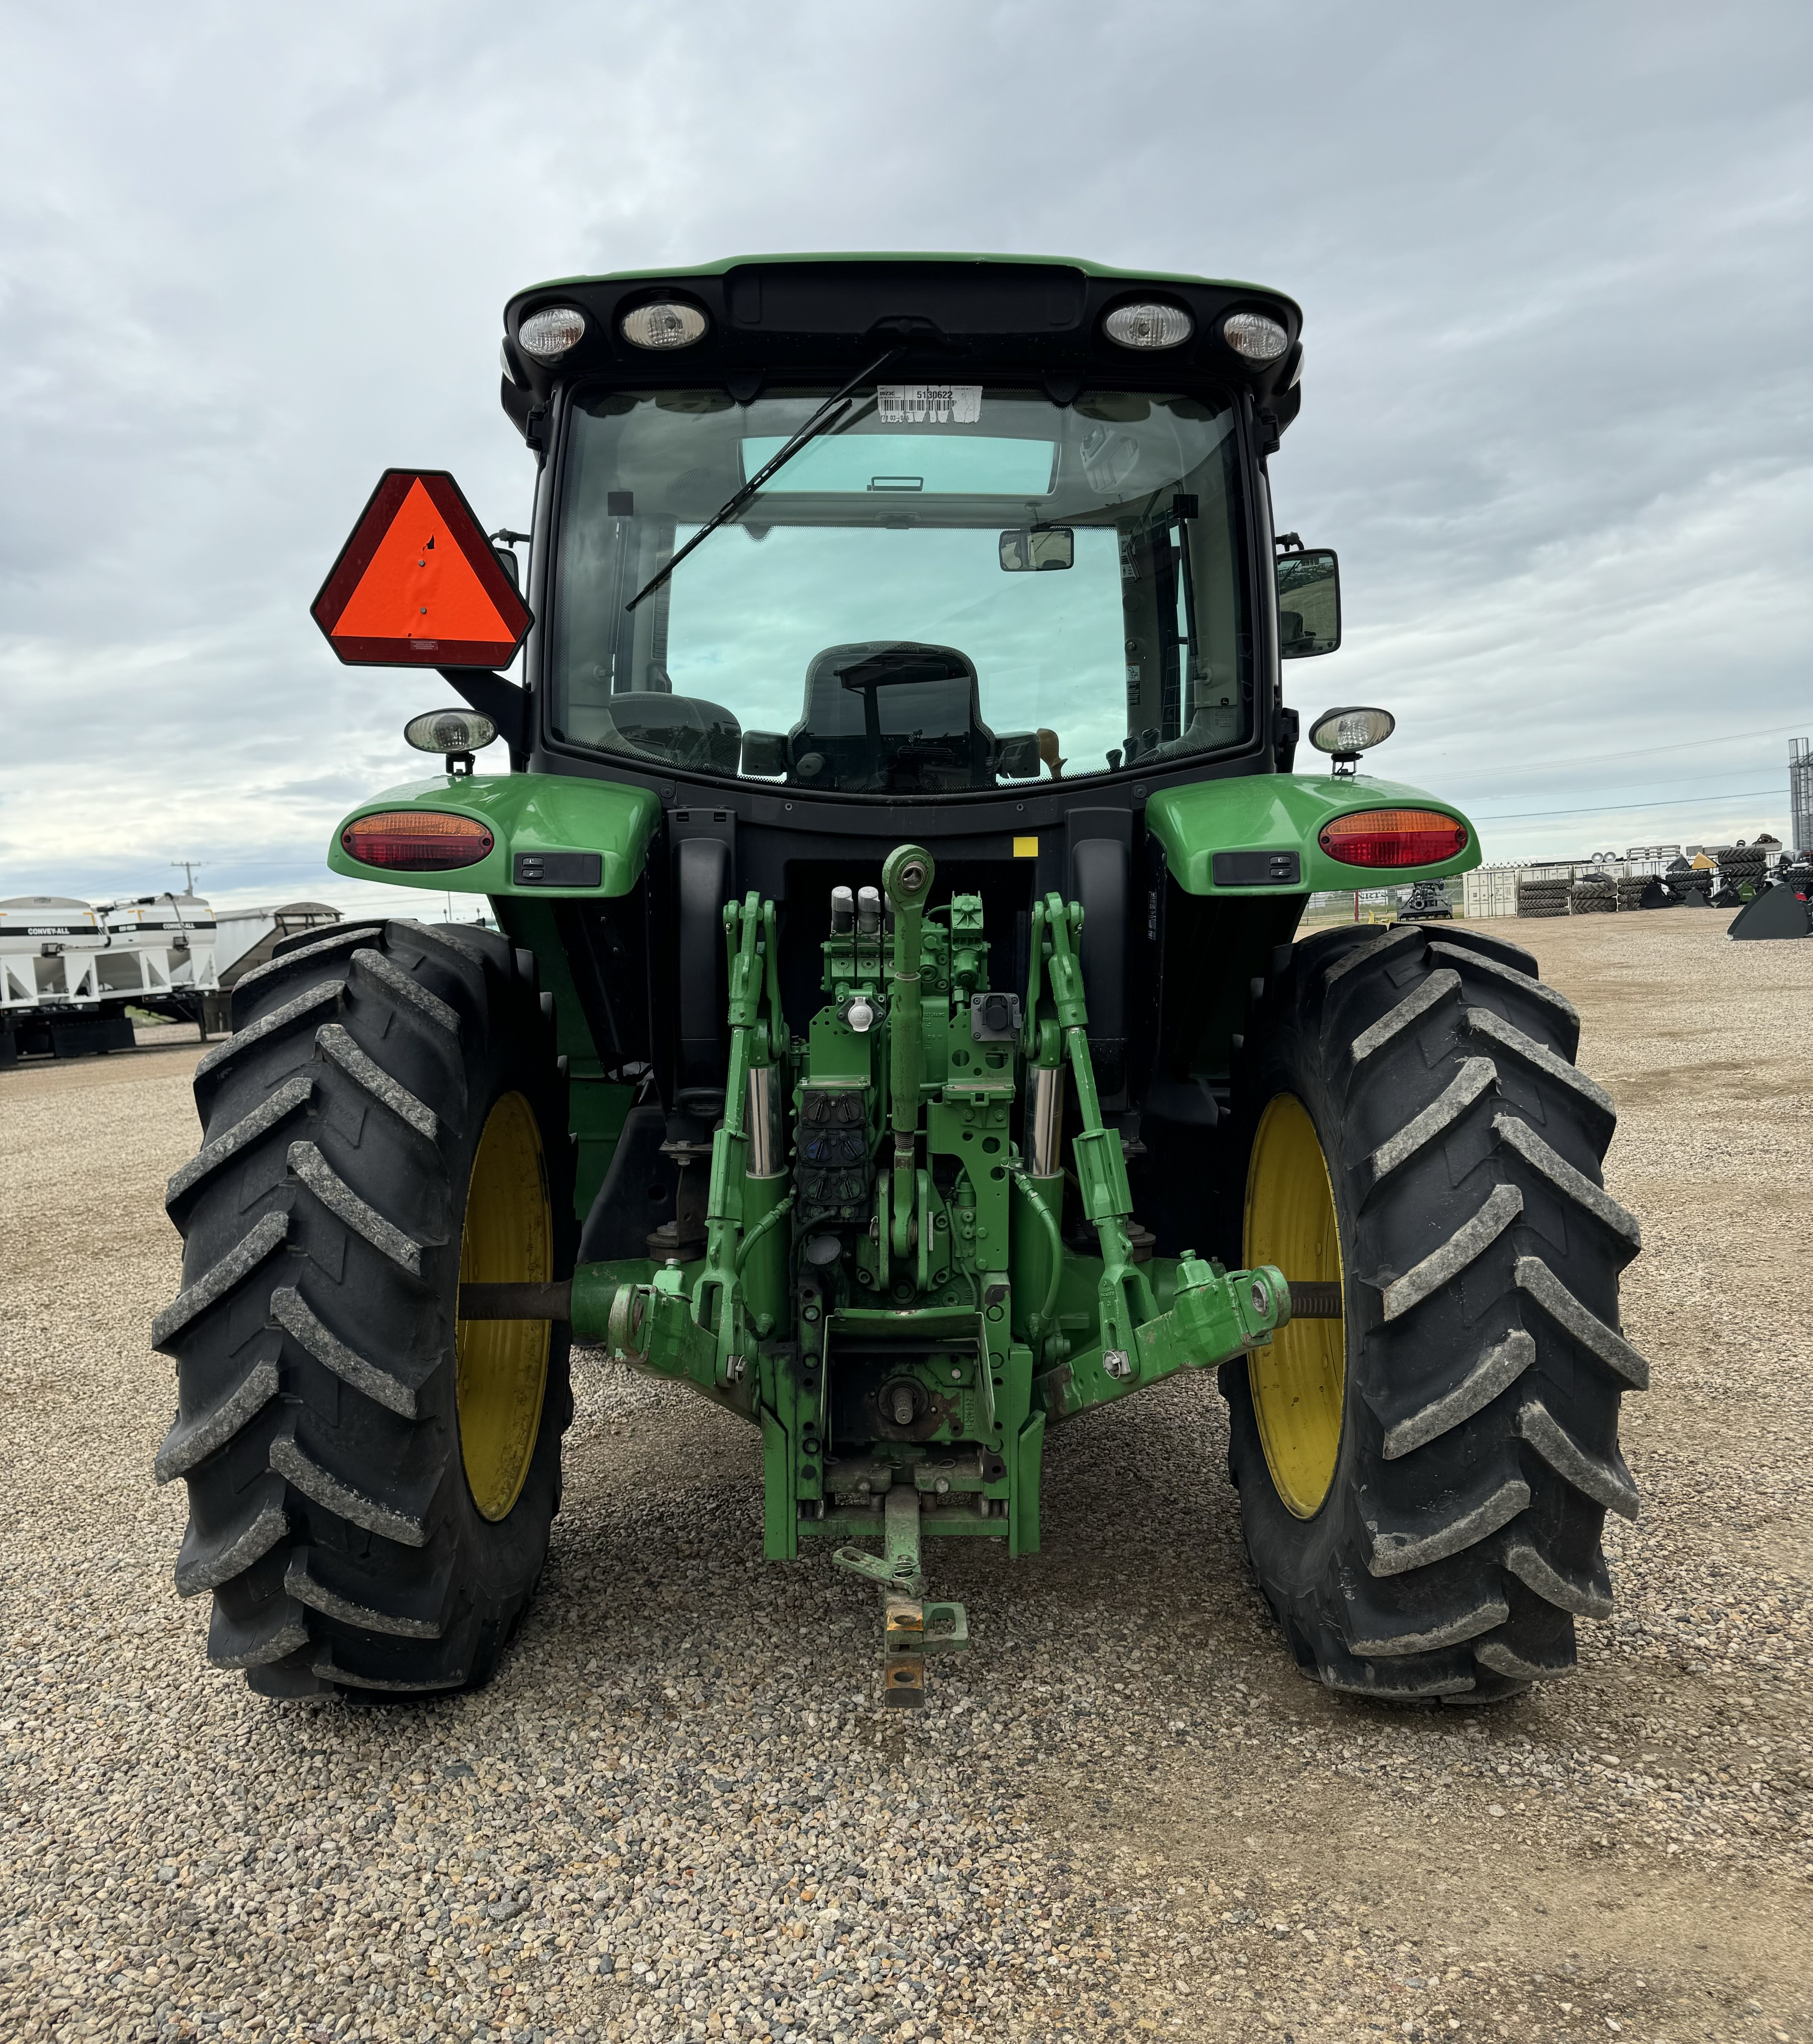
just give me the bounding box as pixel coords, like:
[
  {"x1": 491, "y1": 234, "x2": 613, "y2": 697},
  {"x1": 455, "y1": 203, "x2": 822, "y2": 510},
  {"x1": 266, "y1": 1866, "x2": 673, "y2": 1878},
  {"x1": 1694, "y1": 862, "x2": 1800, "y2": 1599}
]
[
  {"x1": 518, "y1": 306, "x2": 586, "y2": 363},
  {"x1": 1223, "y1": 311, "x2": 1289, "y2": 362},
  {"x1": 1102, "y1": 301, "x2": 1193, "y2": 350},
  {"x1": 620, "y1": 300, "x2": 709, "y2": 350}
]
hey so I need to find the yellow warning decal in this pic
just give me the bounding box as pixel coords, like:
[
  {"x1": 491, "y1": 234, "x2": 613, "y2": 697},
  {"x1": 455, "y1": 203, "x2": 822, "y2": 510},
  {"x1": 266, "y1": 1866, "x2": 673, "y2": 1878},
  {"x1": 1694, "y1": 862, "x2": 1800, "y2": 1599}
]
[{"x1": 1013, "y1": 836, "x2": 1038, "y2": 859}]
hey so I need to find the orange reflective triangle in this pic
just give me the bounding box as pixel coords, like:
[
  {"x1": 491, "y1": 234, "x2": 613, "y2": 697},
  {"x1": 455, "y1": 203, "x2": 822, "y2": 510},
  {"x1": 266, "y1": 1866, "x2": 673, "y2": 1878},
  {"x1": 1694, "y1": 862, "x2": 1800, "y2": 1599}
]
[{"x1": 333, "y1": 478, "x2": 515, "y2": 645}]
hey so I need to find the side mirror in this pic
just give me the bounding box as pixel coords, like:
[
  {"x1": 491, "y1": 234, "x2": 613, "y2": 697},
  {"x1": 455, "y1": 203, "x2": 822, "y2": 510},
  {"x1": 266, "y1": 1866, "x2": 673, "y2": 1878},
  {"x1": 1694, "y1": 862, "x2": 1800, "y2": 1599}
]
[
  {"x1": 996, "y1": 732, "x2": 1042, "y2": 779},
  {"x1": 491, "y1": 543, "x2": 521, "y2": 591},
  {"x1": 741, "y1": 730, "x2": 790, "y2": 778},
  {"x1": 1276, "y1": 546, "x2": 1341, "y2": 657},
  {"x1": 1000, "y1": 526, "x2": 1075, "y2": 573}
]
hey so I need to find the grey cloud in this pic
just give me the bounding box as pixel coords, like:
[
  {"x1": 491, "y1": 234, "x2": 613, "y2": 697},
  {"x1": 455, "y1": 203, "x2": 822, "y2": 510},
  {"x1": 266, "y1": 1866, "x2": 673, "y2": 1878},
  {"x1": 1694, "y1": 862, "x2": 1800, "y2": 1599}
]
[{"x1": 1, "y1": 0, "x2": 1809, "y2": 909}]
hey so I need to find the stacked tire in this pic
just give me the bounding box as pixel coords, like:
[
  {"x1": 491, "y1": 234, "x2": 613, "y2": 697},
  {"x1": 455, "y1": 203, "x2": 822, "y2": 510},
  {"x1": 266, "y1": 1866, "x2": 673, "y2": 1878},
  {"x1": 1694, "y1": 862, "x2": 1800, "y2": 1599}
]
[
  {"x1": 153, "y1": 920, "x2": 575, "y2": 1698},
  {"x1": 1517, "y1": 876, "x2": 1571, "y2": 919},
  {"x1": 1615, "y1": 875, "x2": 1649, "y2": 911},
  {"x1": 1224, "y1": 920, "x2": 1647, "y2": 1701},
  {"x1": 1718, "y1": 847, "x2": 1767, "y2": 892},
  {"x1": 1714, "y1": 847, "x2": 1767, "y2": 907},
  {"x1": 1569, "y1": 875, "x2": 1617, "y2": 915}
]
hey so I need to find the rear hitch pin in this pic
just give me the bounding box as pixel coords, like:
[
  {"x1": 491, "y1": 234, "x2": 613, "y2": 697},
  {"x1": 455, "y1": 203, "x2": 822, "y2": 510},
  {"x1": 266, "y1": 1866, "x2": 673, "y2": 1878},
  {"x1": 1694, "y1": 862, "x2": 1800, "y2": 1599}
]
[{"x1": 830, "y1": 1485, "x2": 968, "y2": 1707}]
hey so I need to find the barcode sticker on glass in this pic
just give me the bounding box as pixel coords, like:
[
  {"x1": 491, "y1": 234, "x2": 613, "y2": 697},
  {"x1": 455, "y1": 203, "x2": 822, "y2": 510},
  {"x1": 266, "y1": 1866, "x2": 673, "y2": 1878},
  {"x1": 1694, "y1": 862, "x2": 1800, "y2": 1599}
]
[{"x1": 877, "y1": 384, "x2": 982, "y2": 425}]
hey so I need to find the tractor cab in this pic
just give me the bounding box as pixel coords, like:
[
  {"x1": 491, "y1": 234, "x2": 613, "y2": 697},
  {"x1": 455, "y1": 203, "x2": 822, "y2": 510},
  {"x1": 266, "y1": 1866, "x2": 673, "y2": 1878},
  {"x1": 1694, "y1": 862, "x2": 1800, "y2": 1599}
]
[{"x1": 535, "y1": 353, "x2": 1282, "y2": 792}]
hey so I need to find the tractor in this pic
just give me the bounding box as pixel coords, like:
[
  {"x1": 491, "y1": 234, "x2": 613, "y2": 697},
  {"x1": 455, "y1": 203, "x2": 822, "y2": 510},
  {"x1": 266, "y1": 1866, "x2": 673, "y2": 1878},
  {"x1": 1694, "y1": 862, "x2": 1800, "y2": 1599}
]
[{"x1": 154, "y1": 256, "x2": 1646, "y2": 1706}]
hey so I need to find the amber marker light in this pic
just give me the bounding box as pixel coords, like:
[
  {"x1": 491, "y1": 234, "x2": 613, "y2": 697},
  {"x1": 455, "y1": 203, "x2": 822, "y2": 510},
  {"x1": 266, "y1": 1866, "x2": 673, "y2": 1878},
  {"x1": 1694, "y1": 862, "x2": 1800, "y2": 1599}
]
[
  {"x1": 1318, "y1": 809, "x2": 1468, "y2": 869},
  {"x1": 340, "y1": 811, "x2": 495, "y2": 871}
]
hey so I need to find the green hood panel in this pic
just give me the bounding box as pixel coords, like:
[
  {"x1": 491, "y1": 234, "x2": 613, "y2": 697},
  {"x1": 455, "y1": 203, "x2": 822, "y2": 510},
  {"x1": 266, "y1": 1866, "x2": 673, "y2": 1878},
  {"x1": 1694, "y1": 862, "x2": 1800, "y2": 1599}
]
[
  {"x1": 1147, "y1": 774, "x2": 1481, "y2": 896},
  {"x1": 328, "y1": 774, "x2": 661, "y2": 898}
]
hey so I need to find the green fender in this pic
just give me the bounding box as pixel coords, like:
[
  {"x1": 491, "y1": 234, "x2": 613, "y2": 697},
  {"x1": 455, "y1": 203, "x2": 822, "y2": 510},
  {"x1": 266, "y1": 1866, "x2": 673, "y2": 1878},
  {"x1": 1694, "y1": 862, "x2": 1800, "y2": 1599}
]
[
  {"x1": 327, "y1": 772, "x2": 661, "y2": 898},
  {"x1": 1146, "y1": 773, "x2": 1482, "y2": 896}
]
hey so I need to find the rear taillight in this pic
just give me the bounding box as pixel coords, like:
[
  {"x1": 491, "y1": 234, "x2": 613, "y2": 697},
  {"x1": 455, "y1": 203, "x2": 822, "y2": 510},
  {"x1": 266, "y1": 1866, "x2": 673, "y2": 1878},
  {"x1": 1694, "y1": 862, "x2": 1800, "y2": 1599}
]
[
  {"x1": 1318, "y1": 808, "x2": 1468, "y2": 868},
  {"x1": 340, "y1": 811, "x2": 494, "y2": 871}
]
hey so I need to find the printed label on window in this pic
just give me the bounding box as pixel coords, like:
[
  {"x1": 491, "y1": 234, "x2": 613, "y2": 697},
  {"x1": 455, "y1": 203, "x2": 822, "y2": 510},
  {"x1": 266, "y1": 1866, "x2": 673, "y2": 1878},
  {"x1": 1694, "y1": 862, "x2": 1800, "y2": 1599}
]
[{"x1": 877, "y1": 384, "x2": 983, "y2": 425}]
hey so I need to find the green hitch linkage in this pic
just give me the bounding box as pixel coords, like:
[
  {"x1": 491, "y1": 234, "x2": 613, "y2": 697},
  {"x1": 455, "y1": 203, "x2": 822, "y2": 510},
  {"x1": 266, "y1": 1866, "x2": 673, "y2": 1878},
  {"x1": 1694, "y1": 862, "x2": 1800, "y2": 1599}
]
[
  {"x1": 830, "y1": 1485, "x2": 970, "y2": 1708},
  {"x1": 1032, "y1": 893, "x2": 1157, "y2": 1375},
  {"x1": 881, "y1": 845, "x2": 934, "y2": 1264}
]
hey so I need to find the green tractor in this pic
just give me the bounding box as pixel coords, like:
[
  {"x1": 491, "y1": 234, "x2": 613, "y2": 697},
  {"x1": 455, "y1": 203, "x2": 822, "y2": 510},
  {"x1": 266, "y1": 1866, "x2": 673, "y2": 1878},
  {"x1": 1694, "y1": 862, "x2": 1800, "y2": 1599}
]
[{"x1": 154, "y1": 256, "x2": 1646, "y2": 1706}]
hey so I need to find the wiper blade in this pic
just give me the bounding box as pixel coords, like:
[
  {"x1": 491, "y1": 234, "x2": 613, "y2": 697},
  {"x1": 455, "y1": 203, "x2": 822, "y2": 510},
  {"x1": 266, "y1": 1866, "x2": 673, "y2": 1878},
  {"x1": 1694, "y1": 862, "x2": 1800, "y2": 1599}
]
[{"x1": 625, "y1": 346, "x2": 901, "y2": 612}]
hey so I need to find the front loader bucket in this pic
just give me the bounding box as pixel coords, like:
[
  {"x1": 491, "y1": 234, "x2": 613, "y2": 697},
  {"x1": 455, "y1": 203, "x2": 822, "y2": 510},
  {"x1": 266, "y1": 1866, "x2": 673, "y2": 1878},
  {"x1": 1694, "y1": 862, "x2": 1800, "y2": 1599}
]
[{"x1": 1727, "y1": 884, "x2": 1811, "y2": 941}]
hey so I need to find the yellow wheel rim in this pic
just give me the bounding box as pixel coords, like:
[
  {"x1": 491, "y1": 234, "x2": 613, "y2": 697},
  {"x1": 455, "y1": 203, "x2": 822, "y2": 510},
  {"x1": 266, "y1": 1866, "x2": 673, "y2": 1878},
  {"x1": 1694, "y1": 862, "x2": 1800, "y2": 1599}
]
[
  {"x1": 456, "y1": 1092, "x2": 552, "y2": 1522},
  {"x1": 1243, "y1": 1092, "x2": 1345, "y2": 1518}
]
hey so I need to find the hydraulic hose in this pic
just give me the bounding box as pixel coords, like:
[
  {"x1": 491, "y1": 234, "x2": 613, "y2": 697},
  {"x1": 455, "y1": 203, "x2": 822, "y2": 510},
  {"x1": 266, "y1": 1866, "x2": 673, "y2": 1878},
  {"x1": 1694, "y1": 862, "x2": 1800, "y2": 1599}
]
[{"x1": 734, "y1": 1192, "x2": 794, "y2": 1274}]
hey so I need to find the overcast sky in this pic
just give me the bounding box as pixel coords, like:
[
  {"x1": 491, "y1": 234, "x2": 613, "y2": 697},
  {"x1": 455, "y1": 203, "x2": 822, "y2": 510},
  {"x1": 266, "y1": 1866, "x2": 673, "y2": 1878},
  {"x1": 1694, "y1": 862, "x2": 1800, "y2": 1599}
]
[{"x1": 2, "y1": 0, "x2": 1808, "y2": 915}]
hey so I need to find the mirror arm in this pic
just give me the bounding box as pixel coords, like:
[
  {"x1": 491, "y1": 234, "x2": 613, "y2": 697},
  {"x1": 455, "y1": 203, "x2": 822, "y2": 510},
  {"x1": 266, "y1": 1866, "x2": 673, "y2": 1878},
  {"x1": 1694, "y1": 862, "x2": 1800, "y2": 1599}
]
[
  {"x1": 438, "y1": 668, "x2": 529, "y2": 772},
  {"x1": 1273, "y1": 705, "x2": 1300, "y2": 774}
]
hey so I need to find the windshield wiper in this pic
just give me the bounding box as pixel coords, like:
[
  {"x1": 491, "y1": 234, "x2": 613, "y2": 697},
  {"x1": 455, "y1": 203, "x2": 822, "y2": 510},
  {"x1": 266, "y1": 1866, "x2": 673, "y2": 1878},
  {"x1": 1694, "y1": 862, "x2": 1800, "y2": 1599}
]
[{"x1": 625, "y1": 346, "x2": 901, "y2": 612}]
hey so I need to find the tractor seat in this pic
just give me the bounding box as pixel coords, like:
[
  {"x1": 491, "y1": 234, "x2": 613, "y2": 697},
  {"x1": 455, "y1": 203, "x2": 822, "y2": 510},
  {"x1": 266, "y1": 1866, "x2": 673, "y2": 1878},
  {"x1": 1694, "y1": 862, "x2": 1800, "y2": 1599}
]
[
  {"x1": 566, "y1": 691, "x2": 742, "y2": 777},
  {"x1": 785, "y1": 642, "x2": 1000, "y2": 794}
]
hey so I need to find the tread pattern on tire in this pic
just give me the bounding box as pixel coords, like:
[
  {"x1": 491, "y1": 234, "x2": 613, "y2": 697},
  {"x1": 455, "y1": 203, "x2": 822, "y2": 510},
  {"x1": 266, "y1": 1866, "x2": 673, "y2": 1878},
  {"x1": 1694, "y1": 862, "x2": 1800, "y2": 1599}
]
[
  {"x1": 1223, "y1": 919, "x2": 1647, "y2": 1701},
  {"x1": 154, "y1": 919, "x2": 573, "y2": 1698}
]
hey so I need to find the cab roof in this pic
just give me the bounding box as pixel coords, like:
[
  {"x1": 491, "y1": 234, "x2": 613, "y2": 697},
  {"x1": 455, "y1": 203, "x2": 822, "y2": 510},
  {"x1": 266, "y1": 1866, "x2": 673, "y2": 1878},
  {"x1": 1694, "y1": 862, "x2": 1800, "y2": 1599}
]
[
  {"x1": 498, "y1": 253, "x2": 1305, "y2": 434},
  {"x1": 517, "y1": 250, "x2": 1293, "y2": 296}
]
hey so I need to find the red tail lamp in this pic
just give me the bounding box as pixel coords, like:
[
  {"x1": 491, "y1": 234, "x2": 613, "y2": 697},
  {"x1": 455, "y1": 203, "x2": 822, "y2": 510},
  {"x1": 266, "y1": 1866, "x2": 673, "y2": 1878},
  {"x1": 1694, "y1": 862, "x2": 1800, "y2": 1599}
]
[
  {"x1": 1318, "y1": 808, "x2": 1468, "y2": 868},
  {"x1": 341, "y1": 810, "x2": 495, "y2": 871}
]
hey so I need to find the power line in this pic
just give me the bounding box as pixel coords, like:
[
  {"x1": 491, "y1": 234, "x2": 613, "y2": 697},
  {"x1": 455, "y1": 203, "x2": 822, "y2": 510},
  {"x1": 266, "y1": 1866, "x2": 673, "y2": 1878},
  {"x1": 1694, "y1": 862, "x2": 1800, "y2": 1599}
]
[
  {"x1": 1474, "y1": 787, "x2": 1782, "y2": 821},
  {"x1": 1402, "y1": 720, "x2": 1808, "y2": 781}
]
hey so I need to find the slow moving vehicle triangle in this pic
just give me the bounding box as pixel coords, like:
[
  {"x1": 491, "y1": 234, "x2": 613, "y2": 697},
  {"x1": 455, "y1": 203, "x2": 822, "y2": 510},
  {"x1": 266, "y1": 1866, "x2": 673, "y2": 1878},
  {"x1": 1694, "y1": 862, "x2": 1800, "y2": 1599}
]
[{"x1": 311, "y1": 468, "x2": 532, "y2": 669}]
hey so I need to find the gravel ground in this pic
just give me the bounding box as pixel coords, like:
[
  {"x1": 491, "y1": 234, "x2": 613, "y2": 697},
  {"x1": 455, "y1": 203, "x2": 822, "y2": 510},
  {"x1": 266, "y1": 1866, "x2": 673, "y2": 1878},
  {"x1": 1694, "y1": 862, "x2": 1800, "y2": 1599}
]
[{"x1": 1, "y1": 908, "x2": 1808, "y2": 2044}]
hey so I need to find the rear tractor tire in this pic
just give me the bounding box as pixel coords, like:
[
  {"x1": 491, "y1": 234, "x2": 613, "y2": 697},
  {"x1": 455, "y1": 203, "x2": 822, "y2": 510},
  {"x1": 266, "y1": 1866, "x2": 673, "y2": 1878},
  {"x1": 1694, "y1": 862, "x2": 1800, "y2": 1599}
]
[
  {"x1": 153, "y1": 919, "x2": 575, "y2": 1698},
  {"x1": 1223, "y1": 920, "x2": 1647, "y2": 1701}
]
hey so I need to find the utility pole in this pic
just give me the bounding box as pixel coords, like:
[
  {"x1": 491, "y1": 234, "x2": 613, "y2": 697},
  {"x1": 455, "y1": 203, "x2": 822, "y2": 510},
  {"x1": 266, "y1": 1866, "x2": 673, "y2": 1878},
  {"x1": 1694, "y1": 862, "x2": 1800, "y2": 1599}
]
[{"x1": 171, "y1": 860, "x2": 205, "y2": 895}]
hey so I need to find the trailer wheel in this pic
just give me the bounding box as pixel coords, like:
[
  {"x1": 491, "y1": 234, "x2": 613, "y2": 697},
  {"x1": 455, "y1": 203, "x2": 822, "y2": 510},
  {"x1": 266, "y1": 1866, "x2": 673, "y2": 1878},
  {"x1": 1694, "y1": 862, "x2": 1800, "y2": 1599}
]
[
  {"x1": 152, "y1": 920, "x2": 574, "y2": 1698},
  {"x1": 1222, "y1": 920, "x2": 1646, "y2": 1700}
]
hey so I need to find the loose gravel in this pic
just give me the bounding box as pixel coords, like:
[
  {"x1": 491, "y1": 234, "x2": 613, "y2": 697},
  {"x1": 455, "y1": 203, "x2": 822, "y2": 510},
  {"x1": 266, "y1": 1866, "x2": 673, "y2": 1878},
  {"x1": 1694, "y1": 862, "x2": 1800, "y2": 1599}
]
[{"x1": 1, "y1": 909, "x2": 1808, "y2": 2044}]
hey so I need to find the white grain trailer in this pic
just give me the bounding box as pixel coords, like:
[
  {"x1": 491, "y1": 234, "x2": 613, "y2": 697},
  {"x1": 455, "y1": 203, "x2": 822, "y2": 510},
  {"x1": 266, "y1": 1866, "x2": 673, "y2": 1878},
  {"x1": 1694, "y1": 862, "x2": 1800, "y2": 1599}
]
[
  {"x1": 198, "y1": 902, "x2": 342, "y2": 1033},
  {"x1": 1, "y1": 892, "x2": 219, "y2": 1059}
]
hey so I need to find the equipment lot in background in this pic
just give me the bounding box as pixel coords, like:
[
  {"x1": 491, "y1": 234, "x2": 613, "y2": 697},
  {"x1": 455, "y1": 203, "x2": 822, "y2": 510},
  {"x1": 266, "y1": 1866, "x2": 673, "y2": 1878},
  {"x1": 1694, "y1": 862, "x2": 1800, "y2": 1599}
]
[{"x1": 0, "y1": 909, "x2": 1806, "y2": 2044}]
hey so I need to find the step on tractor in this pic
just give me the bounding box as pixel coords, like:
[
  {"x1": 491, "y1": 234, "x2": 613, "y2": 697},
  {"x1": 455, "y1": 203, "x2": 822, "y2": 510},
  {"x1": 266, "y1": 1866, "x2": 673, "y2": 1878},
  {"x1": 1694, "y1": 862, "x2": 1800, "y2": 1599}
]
[{"x1": 155, "y1": 256, "x2": 1648, "y2": 1707}]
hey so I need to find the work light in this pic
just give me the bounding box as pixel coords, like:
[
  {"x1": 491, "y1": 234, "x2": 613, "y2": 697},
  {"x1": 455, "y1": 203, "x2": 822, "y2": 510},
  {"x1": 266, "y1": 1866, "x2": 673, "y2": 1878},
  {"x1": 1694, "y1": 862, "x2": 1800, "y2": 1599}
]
[
  {"x1": 1102, "y1": 302, "x2": 1193, "y2": 349},
  {"x1": 1223, "y1": 311, "x2": 1289, "y2": 362},
  {"x1": 1309, "y1": 707, "x2": 1395, "y2": 756},
  {"x1": 518, "y1": 306, "x2": 586, "y2": 362},
  {"x1": 620, "y1": 301, "x2": 709, "y2": 350},
  {"x1": 404, "y1": 710, "x2": 499, "y2": 756}
]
